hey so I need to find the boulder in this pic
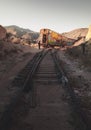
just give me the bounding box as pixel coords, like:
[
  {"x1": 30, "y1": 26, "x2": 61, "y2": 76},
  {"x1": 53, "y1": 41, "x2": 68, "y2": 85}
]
[{"x1": 0, "y1": 25, "x2": 6, "y2": 40}]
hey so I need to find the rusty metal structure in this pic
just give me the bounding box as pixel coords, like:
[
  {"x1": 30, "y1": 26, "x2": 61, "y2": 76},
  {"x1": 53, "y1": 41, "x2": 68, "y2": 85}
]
[{"x1": 39, "y1": 28, "x2": 73, "y2": 47}]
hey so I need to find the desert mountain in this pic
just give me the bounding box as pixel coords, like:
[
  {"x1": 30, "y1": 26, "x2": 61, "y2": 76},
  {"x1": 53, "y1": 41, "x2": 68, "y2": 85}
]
[
  {"x1": 0, "y1": 25, "x2": 39, "y2": 59},
  {"x1": 62, "y1": 28, "x2": 88, "y2": 39},
  {"x1": 5, "y1": 25, "x2": 34, "y2": 36},
  {"x1": 5, "y1": 25, "x2": 39, "y2": 42}
]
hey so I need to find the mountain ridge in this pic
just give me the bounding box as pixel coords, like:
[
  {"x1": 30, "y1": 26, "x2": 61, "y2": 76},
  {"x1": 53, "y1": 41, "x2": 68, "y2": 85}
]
[
  {"x1": 5, "y1": 25, "x2": 36, "y2": 33},
  {"x1": 62, "y1": 28, "x2": 88, "y2": 39},
  {"x1": 5, "y1": 25, "x2": 39, "y2": 42}
]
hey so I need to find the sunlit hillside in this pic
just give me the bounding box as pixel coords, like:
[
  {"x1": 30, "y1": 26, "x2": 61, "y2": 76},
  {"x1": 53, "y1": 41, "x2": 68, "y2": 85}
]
[
  {"x1": 5, "y1": 25, "x2": 39, "y2": 42},
  {"x1": 0, "y1": 25, "x2": 40, "y2": 59},
  {"x1": 62, "y1": 28, "x2": 88, "y2": 39}
]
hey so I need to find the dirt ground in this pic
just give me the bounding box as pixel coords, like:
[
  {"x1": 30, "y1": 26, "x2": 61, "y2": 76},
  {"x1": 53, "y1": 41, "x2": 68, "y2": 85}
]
[
  {"x1": 57, "y1": 49, "x2": 91, "y2": 120},
  {"x1": 10, "y1": 52, "x2": 78, "y2": 130},
  {"x1": 0, "y1": 44, "x2": 42, "y2": 116},
  {"x1": 0, "y1": 46, "x2": 91, "y2": 98},
  {"x1": 0, "y1": 45, "x2": 41, "y2": 87},
  {"x1": 0, "y1": 45, "x2": 91, "y2": 121}
]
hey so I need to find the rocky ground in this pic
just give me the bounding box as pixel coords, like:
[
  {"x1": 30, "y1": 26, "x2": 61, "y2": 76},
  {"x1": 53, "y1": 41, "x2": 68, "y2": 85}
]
[
  {"x1": 57, "y1": 48, "x2": 91, "y2": 121},
  {"x1": 1, "y1": 24, "x2": 91, "y2": 128},
  {"x1": 0, "y1": 43, "x2": 42, "y2": 117},
  {"x1": 0, "y1": 43, "x2": 41, "y2": 88},
  {"x1": 0, "y1": 43, "x2": 91, "y2": 129},
  {"x1": 0, "y1": 44, "x2": 91, "y2": 104}
]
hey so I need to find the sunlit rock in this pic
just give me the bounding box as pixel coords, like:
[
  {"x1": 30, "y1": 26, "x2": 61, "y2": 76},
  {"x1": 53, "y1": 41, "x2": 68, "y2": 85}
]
[{"x1": 86, "y1": 25, "x2": 91, "y2": 41}]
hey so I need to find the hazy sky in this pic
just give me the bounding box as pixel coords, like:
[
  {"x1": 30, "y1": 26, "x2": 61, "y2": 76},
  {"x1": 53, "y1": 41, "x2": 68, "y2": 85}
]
[{"x1": 0, "y1": 0, "x2": 91, "y2": 33}]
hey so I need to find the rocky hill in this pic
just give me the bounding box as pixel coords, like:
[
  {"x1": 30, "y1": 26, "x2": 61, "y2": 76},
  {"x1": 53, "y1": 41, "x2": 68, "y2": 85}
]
[
  {"x1": 0, "y1": 25, "x2": 40, "y2": 59},
  {"x1": 62, "y1": 28, "x2": 88, "y2": 39},
  {"x1": 5, "y1": 25, "x2": 39, "y2": 43}
]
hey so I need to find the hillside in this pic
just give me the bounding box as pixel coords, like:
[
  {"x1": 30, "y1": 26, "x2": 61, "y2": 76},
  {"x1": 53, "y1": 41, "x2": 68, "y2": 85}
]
[
  {"x1": 64, "y1": 27, "x2": 91, "y2": 68},
  {"x1": 62, "y1": 28, "x2": 88, "y2": 39},
  {"x1": 5, "y1": 25, "x2": 34, "y2": 34},
  {"x1": 5, "y1": 25, "x2": 39, "y2": 42},
  {"x1": 0, "y1": 25, "x2": 40, "y2": 60}
]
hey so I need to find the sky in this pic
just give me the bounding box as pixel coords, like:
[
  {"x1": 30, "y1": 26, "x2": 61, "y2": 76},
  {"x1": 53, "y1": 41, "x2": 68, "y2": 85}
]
[{"x1": 0, "y1": 0, "x2": 91, "y2": 33}]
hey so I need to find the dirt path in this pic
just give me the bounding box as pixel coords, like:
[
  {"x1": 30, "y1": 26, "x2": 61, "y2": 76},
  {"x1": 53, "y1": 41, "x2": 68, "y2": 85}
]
[
  {"x1": 9, "y1": 50, "x2": 79, "y2": 130},
  {"x1": 24, "y1": 84, "x2": 75, "y2": 130}
]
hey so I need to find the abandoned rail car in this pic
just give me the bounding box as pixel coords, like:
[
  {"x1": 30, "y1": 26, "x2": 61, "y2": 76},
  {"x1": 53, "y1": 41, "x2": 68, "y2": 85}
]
[{"x1": 39, "y1": 28, "x2": 73, "y2": 47}]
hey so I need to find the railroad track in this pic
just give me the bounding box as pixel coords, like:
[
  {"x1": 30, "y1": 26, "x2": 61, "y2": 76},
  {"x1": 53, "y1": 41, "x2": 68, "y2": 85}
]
[{"x1": 0, "y1": 48, "x2": 90, "y2": 130}]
